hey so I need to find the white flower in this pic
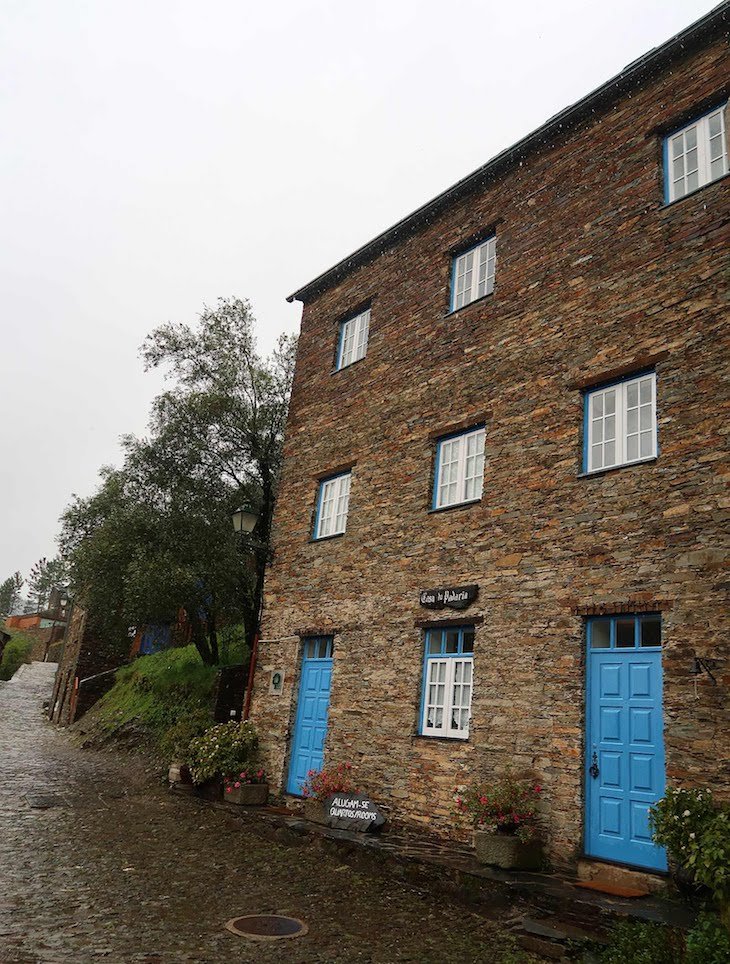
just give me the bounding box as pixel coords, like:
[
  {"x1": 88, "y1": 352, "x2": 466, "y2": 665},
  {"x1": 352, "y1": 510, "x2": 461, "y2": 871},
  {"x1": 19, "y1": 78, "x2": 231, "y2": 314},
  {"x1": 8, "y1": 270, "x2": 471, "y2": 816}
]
[
  {"x1": 689, "y1": 832, "x2": 695, "y2": 839},
  {"x1": 683, "y1": 810, "x2": 690, "y2": 817}
]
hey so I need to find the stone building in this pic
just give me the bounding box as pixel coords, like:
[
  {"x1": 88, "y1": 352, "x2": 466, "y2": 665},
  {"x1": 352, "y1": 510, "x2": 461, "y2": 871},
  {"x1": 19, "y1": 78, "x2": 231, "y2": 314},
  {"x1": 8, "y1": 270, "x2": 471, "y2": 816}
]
[{"x1": 249, "y1": 5, "x2": 729, "y2": 876}]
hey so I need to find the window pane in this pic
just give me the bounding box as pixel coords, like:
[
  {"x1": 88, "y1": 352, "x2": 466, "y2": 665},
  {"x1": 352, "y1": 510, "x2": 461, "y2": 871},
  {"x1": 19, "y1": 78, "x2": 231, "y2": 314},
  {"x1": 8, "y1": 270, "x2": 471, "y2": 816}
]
[
  {"x1": 427, "y1": 632, "x2": 442, "y2": 654},
  {"x1": 462, "y1": 629, "x2": 474, "y2": 653},
  {"x1": 627, "y1": 435, "x2": 639, "y2": 461},
  {"x1": 591, "y1": 621, "x2": 610, "y2": 648},
  {"x1": 616, "y1": 619, "x2": 635, "y2": 647},
  {"x1": 627, "y1": 382, "x2": 638, "y2": 407},
  {"x1": 640, "y1": 617, "x2": 662, "y2": 647},
  {"x1": 445, "y1": 630, "x2": 459, "y2": 654},
  {"x1": 640, "y1": 432, "x2": 653, "y2": 458}
]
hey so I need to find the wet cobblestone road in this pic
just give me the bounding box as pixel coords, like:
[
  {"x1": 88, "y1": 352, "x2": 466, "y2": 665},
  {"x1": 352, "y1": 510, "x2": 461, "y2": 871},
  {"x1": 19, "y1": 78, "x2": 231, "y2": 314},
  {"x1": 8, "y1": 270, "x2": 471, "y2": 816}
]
[{"x1": 0, "y1": 663, "x2": 513, "y2": 963}]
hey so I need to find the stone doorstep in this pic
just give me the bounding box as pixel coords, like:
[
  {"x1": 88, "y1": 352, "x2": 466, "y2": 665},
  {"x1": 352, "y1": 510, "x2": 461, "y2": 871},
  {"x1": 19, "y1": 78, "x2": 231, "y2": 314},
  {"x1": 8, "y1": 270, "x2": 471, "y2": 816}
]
[
  {"x1": 576, "y1": 858, "x2": 667, "y2": 896},
  {"x1": 172, "y1": 787, "x2": 698, "y2": 936}
]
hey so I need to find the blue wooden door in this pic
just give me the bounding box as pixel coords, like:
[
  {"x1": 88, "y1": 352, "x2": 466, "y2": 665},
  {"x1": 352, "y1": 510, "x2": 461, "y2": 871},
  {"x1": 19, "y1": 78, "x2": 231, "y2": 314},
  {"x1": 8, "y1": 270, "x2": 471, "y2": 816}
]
[
  {"x1": 585, "y1": 615, "x2": 667, "y2": 872},
  {"x1": 287, "y1": 637, "x2": 333, "y2": 796}
]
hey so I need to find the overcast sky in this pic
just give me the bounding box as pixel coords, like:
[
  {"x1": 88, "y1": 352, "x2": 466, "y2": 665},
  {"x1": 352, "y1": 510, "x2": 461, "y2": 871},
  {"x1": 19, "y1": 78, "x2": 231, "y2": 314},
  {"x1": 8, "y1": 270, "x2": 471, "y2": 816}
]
[{"x1": 0, "y1": 0, "x2": 714, "y2": 583}]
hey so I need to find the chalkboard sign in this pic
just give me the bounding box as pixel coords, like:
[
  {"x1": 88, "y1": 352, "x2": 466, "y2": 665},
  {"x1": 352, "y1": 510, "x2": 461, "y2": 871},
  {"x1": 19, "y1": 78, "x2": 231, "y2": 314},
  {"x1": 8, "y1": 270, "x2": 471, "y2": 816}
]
[
  {"x1": 419, "y1": 585, "x2": 478, "y2": 610},
  {"x1": 325, "y1": 793, "x2": 386, "y2": 832}
]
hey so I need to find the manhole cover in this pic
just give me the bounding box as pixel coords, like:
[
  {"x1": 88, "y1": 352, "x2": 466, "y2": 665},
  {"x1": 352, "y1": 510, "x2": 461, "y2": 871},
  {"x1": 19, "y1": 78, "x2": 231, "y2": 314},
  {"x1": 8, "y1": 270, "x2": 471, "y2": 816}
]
[{"x1": 225, "y1": 915, "x2": 308, "y2": 941}]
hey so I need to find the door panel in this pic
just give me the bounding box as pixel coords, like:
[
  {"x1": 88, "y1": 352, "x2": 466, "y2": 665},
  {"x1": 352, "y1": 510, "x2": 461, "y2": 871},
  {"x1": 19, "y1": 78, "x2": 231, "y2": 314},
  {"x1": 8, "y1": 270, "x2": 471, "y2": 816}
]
[
  {"x1": 586, "y1": 649, "x2": 667, "y2": 871},
  {"x1": 287, "y1": 647, "x2": 333, "y2": 796}
]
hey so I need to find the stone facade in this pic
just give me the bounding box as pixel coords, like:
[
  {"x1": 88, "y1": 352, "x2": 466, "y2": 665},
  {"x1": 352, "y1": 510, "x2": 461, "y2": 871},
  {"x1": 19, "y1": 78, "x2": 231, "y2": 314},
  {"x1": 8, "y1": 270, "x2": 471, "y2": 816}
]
[{"x1": 249, "y1": 18, "x2": 729, "y2": 869}]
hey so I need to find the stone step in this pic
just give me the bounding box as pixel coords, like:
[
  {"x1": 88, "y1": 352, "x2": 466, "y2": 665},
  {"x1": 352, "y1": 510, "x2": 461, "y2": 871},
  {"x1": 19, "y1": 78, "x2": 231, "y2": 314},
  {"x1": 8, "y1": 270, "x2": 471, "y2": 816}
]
[{"x1": 576, "y1": 858, "x2": 667, "y2": 895}]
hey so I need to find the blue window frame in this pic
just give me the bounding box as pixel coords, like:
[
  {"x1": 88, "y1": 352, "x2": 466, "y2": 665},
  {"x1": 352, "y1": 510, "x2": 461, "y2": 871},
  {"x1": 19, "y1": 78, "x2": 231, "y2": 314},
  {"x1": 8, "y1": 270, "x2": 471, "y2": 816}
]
[
  {"x1": 583, "y1": 371, "x2": 657, "y2": 474},
  {"x1": 664, "y1": 103, "x2": 728, "y2": 204},
  {"x1": 419, "y1": 626, "x2": 474, "y2": 739},
  {"x1": 450, "y1": 236, "x2": 496, "y2": 311},
  {"x1": 313, "y1": 471, "x2": 351, "y2": 540},
  {"x1": 587, "y1": 614, "x2": 662, "y2": 650},
  {"x1": 336, "y1": 308, "x2": 370, "y2": 370}
]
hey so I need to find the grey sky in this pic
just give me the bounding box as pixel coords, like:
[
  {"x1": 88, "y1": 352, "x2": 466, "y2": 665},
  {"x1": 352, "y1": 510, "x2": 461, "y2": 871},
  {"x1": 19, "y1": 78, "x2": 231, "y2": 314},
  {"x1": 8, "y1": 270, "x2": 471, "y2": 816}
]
[{"x1": 0, "y1": 0, "x2": 713, "y2": 583}]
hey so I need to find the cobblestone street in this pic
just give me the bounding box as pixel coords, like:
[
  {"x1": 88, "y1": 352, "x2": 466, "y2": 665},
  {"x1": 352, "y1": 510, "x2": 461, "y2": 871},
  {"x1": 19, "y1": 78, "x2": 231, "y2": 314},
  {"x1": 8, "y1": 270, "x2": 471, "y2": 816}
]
[{"x1": 0, "y1": 663, "x2": 514, "y2": 963}]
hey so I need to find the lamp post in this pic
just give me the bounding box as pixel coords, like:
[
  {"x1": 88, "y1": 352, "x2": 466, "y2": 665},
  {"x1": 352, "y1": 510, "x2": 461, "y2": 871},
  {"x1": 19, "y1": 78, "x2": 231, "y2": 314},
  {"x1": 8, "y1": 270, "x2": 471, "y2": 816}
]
[{"x1": 232, "y1": 507, "x2": 264, "y2": 720}]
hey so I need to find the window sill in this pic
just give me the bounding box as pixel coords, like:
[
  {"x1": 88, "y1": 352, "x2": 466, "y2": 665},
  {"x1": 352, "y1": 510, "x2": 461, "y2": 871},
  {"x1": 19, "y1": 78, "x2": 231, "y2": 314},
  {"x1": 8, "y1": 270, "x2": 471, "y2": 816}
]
[
  {"x1": 309, "y1": 532, "x2": 346, "y2": 544},
  {"x1": 330, "y1": 356, "x2": 367, "y2": 375},
  {"x1": 444, "y1": 292, "x2": 494, "y2": 318},
  {"x1": 428, "y1": 499, "x2": 481, "y2": 515},
  {"x1": 413, "y1": 733, "x2": 469, "y2": 743},
  {"x1": 662, "y1": 171, "x2": 730, "y2": 208},
  {"x1": 578, "y1": 455, "x2": 658, "y2": 479}
]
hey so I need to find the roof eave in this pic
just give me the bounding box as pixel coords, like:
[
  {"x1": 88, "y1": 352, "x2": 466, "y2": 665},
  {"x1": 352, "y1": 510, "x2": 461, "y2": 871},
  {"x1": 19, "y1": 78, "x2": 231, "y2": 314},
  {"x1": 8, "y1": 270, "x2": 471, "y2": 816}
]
[{"x1": 287, "y1": 2, "x2": 729, "y2": 305}]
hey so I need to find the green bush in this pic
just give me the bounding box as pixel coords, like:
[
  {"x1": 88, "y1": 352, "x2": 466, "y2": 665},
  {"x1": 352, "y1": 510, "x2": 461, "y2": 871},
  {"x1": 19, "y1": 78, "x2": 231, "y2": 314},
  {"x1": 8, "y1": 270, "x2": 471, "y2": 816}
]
[
  {"x1": 600, "y1": 921, "x2": 685, "y2": 964},
  {"x1": 159, "y1": 708, "x2": 212, "y2": 761},
  {"x1": 651, "y1": 787, "x2": 730, "y2": 906},
  {"x1": 0, "y1": 634, "x2": 33, "y2": 680},
  {"x1": 685, "y1": 913, "x2": 730, "y2": 964},
  {"x1": 187, "y1": 720, "x2": 259, "y2": 784},
  {"x1": 601, "y1": 916, "x2": 730, "y2": 964}
]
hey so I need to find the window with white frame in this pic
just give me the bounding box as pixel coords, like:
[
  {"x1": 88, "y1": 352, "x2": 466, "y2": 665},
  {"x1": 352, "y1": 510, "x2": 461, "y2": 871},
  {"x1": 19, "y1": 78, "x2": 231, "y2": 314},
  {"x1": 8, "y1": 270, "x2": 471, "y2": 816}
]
[
  {"x1": 585, "y1": 372, "x2": 657, "y2": 473},
  {"x1": 313, "y1": 471, "x2": 351, "y2": 539},
  {"x1": 666, "y1": 105, "x2": 728, "y2": 202},
  {"x1": 421, "y1": 626, "x2": 474, "y2": 738},
  {"x1": 433, "y1": 426, "x2": 485, "y2": 509},
  {"x1": 336, "y1": 308, "x2": 370, "y2": 369},
  {"x1": 451, "y1": 237, "x2": 496, "y2": 311}
]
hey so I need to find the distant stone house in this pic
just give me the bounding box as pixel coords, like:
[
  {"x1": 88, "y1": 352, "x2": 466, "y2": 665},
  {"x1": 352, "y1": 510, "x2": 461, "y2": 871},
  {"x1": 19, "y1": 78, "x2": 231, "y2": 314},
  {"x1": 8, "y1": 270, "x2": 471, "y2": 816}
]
[{"x1": 249, "y1": 5, "x2": 729, "y2": 878}]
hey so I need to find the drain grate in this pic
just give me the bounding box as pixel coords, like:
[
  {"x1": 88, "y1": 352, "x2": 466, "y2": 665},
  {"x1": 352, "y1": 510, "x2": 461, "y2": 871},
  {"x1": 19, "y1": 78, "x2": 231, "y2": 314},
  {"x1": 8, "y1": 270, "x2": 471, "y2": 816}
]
[{"x1": 225, "y1": 915, "x2": 308, "y2": 941}]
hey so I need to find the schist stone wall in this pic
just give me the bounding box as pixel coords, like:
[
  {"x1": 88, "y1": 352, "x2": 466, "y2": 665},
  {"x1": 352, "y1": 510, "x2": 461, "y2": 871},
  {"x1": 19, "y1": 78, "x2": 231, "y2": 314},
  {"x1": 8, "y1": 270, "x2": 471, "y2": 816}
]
[{"x1": 249, "y1": 31, "x2": 729, "y2": 867}]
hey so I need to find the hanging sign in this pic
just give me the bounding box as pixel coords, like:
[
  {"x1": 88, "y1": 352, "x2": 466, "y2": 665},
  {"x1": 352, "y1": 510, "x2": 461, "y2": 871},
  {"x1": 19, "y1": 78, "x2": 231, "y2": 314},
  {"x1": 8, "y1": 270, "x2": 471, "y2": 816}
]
[
  {"x1": 324, "y1": 793, "x2": 386, "y2": 832},
  {"x1": 419, "y1": 585, "x2": 478, "y2": 610}
]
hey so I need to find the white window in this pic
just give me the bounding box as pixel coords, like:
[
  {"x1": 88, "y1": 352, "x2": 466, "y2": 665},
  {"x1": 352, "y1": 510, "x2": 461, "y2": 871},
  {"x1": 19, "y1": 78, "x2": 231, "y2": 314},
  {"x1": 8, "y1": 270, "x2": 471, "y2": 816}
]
[
  {"x1": 337, "y1": 308, "x2": 370, "y2": 370},
  {"x1": 314, "y1": 472, "x2": 351, "y2": 539},
  {"x1": 451, "y1": 236, "x2": 496, "y2": 311},
  {"x1": 421, "y1": 627, "x2": 474, "y2": 739},
  {"x1": 666, "y1": 106, "x2": 728, "y2": 202},
  {"x1": 433, "y1": 426, "x2": 485, "y2": 509},
  {"x1": 585, "y1": 372, "x2": 657, "y2": 473}
]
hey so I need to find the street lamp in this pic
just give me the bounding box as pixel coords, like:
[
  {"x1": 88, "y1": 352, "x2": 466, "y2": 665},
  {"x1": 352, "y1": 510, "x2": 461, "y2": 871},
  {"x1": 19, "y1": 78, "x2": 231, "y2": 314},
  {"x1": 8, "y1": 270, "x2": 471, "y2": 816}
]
[{"x1": 232, "y1": 507, "x2": 258, "y2": 534}]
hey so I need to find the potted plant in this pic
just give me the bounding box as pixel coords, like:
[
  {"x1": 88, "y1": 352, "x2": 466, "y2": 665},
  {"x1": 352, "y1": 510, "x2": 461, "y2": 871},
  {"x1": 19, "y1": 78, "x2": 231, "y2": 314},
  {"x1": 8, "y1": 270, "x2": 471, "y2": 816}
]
[
  {"x1": 224, "y1": 768, "x2": 269, "y2": 806},
  {"x1": 301, "y1": 762, "x2": 357, "y2": 824},
  {"x1": 187, "y1": 720, "x2": 259, "y2": 799},
  {"x1": 650, "y1": 787, "x2": 730, "y2": 932},
  {"x1": 456, "y1": 774, "x2": 543, "y2": 870}
]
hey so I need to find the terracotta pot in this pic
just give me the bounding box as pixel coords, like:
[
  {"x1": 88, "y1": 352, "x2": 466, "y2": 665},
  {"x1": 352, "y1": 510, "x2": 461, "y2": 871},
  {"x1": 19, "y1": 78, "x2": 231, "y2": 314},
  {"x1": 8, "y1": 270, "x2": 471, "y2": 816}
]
[
  {"x1": 226, "y1": 783, "x2": 269, "y2": 806},
  {"x1": 474, "y1": 830, "x2": 543, "y2": 870},
  {"x1": 304, "y1": 798, "x2": 329, "y2": 825}
]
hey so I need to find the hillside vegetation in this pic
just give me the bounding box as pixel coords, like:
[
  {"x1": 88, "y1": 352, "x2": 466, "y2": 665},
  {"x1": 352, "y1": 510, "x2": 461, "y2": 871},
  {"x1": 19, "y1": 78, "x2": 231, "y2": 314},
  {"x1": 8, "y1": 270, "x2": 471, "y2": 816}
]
[
  {"x1": 75, "y1": 631, "x2": 247, "y2": 761},
  {"x1": 0, "y1": 630, "x2": 34, "y2": 680}
]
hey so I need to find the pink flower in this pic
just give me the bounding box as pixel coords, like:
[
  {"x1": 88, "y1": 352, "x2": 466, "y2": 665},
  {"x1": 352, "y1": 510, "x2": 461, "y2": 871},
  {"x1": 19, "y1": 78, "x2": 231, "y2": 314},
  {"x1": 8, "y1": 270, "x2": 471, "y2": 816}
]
[
  {"x1": 226, "y1": 787, "x2": 232, "y2": 793},
  {"x1": 234, "y1": 782, "x2": 241, "y2": 789},
  {"x1": 535, "y1": 785, "x2": 542, "y2": 793}
]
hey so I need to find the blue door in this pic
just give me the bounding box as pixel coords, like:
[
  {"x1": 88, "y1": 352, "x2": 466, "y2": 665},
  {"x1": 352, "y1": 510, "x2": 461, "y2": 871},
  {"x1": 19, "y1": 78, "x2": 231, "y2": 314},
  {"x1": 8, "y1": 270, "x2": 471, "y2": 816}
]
[
  {"x1": 287, "y1": 636, "x2": 333, "y2": 795},
  {"x1": 585, "y1": 614, "x2": 667, "y2": 872}
]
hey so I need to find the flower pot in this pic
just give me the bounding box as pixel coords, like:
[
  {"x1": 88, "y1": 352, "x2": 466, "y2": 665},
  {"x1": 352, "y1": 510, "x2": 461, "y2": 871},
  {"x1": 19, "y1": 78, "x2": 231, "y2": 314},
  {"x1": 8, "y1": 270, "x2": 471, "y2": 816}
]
[
  {"x1": 195, "y1": 777, "x2": 223, "y2": 801},
  {"x1": 304, "y1": 799, "x2": 329, "y2": 825},
  {"x1": 226, "y1": 783, "x2": 269, "y2": 806},
  {"x1": 168, "y1": 762, "x2": 192, "y2": 786},
  {"x1": 474, "y1": 830, "x2": 543, "y2": 870}
]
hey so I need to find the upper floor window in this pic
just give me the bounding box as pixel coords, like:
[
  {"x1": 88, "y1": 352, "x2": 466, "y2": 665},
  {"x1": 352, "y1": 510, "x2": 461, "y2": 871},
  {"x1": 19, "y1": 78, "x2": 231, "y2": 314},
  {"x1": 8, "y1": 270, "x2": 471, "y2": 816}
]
[
  {"x1": 336, "y1": 308, "x2": 370, "y2": 370},
  {"x1": 584, "y1": 371, "x2": 657, "y2": 474},
  {"x1": 433, "y1": 426, "x2": 485, "y2": 510},
  {"x1": 451, "y1": 237, "x2": 496, "y2": 311},
  {"x1": 420, "y1": 626, "x2": 474, "y2": 739},
  {"x1": 666, "y1": 105, "x2": 728, "y2": 203},
  {"x1": 313, "y1": 471, "x2": 351, "y2": 539}
]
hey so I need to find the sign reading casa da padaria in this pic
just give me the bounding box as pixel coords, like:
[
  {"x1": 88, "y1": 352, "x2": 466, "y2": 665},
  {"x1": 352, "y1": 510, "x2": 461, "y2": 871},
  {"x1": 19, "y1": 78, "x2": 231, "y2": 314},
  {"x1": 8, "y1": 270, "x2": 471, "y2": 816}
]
[{"x1": 419, "y1": 584, "x2": 478, "y2": 610}]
